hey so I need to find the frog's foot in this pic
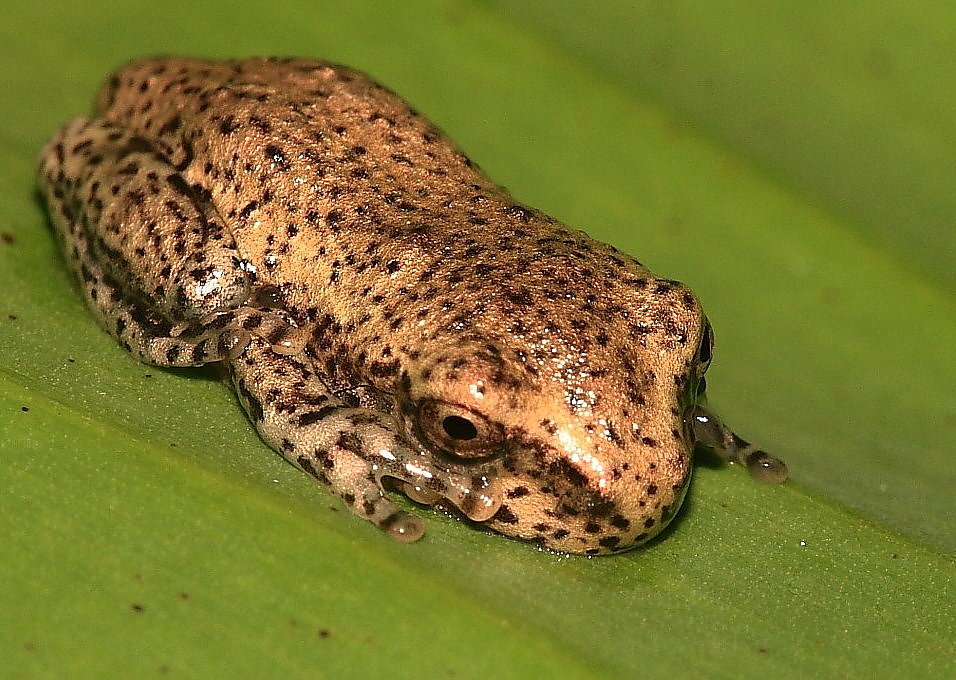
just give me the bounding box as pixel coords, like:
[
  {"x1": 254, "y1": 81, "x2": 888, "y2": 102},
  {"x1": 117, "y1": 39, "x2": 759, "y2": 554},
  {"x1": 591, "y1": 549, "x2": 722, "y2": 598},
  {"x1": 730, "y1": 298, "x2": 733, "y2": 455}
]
[
  {"x1": 171, "y1": 305, "x2": 308, "y2": 361},
  {"x1": 687, "y1": 405, "x2": 788, "y2": 483},
  {"x1": 397, "y1": 467, "x2": 503, "y2": 522},
  {"x1": 304, "y1": 458, "x2": 427, "y2": 544},
  {"x1": 229, "y1": 337, "x2": 504, "y2": 542}
]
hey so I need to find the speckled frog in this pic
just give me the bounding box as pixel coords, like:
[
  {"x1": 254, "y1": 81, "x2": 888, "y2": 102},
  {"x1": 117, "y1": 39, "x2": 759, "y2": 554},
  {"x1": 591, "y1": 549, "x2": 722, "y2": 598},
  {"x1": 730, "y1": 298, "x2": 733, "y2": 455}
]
[{"x1": 38, "y1": 58, "x2": 786, "y2": 555}]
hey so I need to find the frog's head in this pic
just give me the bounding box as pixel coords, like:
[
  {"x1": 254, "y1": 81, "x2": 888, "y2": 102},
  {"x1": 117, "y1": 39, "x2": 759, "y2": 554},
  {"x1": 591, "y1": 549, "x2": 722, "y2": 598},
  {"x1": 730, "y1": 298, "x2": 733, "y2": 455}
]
[{"x1": 395, "y1": 277, "x2": 713, "y2": 555}]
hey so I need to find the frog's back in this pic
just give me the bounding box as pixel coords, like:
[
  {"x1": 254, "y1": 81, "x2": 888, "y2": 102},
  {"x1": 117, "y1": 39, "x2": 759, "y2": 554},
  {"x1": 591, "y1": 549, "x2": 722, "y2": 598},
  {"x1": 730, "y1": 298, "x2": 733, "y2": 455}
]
[
  {"x1": 97, "y1": 57, "x2": 508, "y2": 245},
  {"x1": 95, "y1": 59, "x2": 638, "y2": 323}
]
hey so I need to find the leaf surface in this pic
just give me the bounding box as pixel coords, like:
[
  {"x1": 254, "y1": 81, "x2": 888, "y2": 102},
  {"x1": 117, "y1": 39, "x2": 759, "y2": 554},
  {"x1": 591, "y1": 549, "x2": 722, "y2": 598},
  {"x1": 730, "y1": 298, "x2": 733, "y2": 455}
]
[{"x1": 2, "y1": 1, "x2": 953, "y2": 678}]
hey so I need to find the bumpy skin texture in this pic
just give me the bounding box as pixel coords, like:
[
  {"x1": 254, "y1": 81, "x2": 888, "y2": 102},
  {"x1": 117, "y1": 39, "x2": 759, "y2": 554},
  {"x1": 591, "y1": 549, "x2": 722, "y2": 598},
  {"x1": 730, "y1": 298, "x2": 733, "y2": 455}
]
[{"x1": 38, "y1": 57, "x2": 718, "y2": 555}]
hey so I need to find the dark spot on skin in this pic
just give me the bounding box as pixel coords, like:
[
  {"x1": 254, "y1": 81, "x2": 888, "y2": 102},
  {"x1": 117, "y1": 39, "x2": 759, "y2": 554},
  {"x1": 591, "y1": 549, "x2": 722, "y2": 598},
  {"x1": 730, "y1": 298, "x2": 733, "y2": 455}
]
[
  {"x1": 239, "y1": 201, "x2": 258, "y2": 219},
  {"x1": 493, "y1": 505, "x2": 519, "y2": 524},
  {"x1": 610, "y1": 515, "x2": 630, "y2": 530},
  {"x1": 584, "y1": 521, "x2": 601, "y2": 534},
  {"x1": 297, "y1": 455, "x2": 322, "y2": 479},
  {"x1": 265, "y1": 144, "x2": 290, "y2": 170},
  {"x1": 548, "y1": 458, "x2": 591, "y2": 489},
  {"x1": 506, "y1": 486, "x2": 530, "y2": 499},
  {"x1": 599, "y1": 536, "x2": 620, "y2": 549},
  {"x1": 157, "y1": 114, "x2": 181, "y2": 136},
  {"x1": 506, "y1": 204, "x2": 534, "y2": 222},
  {"x1": 336, "y1": 431, "x2": 364, "y2": 455},
  {"x1": 297, "y1": 405, "x2": 342, "y2": 427},
  {"x1": 240, "y1": 385, "x2": 264, "y2": 422}
]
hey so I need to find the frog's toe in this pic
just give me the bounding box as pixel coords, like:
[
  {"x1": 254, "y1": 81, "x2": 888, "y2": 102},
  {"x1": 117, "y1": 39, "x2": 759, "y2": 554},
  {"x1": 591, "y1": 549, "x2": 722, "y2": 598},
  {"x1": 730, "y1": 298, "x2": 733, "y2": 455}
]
[
  {"x1": 744, "y1": 451, "x2": 789, "y2": 483},
  {"x1": 398, "y1": 471, "x2": 503, "y2": 522},
  {"x1": 351, "y1": 482, "x2": 426, "y2": 542},
  {"x1": 449, "y1": 483, "x2": 503, "y2": 522},
  {"x1": 402, "y1": 481, "x2": 442, "y2": 505},
  {"x1": 378, "y1": 508, "x2": 426, "y2": 543}
]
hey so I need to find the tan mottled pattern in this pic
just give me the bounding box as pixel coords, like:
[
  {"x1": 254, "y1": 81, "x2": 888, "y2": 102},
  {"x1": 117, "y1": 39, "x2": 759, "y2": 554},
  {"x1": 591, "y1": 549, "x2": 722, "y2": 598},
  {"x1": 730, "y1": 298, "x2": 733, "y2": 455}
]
[{"x1": 38, "y1": 58, "x2": 719, "y2": 554}]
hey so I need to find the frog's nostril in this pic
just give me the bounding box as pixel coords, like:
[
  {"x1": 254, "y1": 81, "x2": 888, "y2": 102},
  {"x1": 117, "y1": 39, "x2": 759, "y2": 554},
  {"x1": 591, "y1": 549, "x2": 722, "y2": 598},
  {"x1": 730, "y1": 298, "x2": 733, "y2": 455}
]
[{"x1": 442, "y1": 415, "x2": 478, "y2": 441}]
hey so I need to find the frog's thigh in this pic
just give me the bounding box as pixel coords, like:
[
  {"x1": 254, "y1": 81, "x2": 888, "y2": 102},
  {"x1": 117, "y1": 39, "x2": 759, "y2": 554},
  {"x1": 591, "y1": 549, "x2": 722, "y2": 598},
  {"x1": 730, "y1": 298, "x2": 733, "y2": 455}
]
[
  {"x1": 229, "y1": 337, "x2": 426, "y2": 542},
  {"x1": 38, "y1": 118, "x2": 253, "y2": 366}
]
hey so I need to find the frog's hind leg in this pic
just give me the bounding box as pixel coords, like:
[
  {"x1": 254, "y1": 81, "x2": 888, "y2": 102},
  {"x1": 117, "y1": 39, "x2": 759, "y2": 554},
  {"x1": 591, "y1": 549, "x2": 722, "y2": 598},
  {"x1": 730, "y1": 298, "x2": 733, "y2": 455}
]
[
  {"x1": 37, "y1": 117, "x2": 301, "y2": 366},
  {"x1": 228, "y1": 336, "x2": 504, "y2": 541},
  {"x1": 228, "y1": 336, "x2": 427, "y2": 542}
]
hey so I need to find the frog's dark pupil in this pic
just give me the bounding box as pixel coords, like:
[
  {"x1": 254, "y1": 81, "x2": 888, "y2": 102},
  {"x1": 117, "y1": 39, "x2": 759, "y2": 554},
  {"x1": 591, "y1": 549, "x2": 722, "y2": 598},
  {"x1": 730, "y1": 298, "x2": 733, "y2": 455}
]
[{"x1": 443, "y1": 415, "x2": 478, "y2": 441}]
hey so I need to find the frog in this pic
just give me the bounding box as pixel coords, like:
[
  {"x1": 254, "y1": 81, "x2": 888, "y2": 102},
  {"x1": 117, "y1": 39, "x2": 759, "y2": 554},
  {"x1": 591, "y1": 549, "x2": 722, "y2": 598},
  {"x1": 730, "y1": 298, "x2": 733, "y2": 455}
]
[{"x1": 37, "y1": 57, "x2": 787, "y2": 555}]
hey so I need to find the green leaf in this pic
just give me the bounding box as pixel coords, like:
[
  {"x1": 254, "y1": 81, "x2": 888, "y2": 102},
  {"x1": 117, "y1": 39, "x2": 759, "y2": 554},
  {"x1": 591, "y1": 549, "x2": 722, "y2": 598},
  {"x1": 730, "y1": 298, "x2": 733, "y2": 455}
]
[{"x1": 1, "y1": 1, "x2": 953, "y2": 679}]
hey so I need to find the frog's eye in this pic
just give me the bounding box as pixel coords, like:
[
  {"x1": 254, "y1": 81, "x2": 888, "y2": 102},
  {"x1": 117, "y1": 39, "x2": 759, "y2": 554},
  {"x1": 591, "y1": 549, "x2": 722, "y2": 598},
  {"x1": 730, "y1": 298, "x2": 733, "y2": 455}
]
[
  {"x1": 697, "y1": 318, "x2": 714, "y2": 375},
  {"x1": 415, "y1": 399, "x2": 505, "y2": 461}
]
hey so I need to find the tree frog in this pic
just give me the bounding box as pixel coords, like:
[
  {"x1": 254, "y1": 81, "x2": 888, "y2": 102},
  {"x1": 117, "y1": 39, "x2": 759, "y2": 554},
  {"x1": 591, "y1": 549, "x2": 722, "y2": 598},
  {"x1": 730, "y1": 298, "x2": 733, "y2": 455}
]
[{"x1": 37, "y1": 58, "x2": 786, "y2": 555}]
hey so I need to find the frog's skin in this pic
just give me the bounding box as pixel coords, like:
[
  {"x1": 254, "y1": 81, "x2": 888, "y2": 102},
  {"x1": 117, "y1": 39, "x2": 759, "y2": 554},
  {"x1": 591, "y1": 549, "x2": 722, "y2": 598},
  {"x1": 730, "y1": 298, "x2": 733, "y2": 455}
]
[{"x1": 37, "y1": 58, "x2": 786, "y2": 555}]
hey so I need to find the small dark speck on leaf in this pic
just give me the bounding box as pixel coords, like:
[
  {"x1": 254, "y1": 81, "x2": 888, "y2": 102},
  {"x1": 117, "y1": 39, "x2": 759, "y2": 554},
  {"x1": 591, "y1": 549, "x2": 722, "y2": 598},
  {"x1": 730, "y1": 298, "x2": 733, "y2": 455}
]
[
  {"x1": 24, "y1": 642, "x2": 36, "y2": 652},
  {"x1": 318, "y1": 629, "x2": 331, "y2": 639},
  {"x1": 145, "y1": 374, "x2": 153, "y2": 379},
  {"x1": 8, "y1": 315, "x2": 17, "y2": 321},
  {"x1": 20, "y1": 406, "x2": 29, "y2": 412},
  {"x1": 179, "y1": 592, "x2": 190, "y2": 600},
  {"x1": 131, "y1": 603, "x2": 145, "y2": 613},
  {"x1": 1, "y1": 232, "x2": 14, "y2": 244}
]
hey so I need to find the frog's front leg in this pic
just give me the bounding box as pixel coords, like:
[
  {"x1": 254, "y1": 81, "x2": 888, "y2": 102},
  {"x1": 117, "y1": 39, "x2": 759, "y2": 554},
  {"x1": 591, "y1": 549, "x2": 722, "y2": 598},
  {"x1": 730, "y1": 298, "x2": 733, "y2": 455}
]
[
  {"x1": 37, "y1": 118, "x2": 304, "y2": 365},
  {"x1": 688, "y1": 405, "x2": 789, "y2": 483},
  {"x1": 229, "y1": 337, "x2": 505, "y2": 541}
]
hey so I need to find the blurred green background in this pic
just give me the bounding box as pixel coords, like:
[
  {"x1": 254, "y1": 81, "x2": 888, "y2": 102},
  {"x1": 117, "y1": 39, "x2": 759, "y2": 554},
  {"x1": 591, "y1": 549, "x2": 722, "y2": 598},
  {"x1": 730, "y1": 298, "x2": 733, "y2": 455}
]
[{"x1": 1, "y1": 1, "x2": 953, "y2": 678}]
